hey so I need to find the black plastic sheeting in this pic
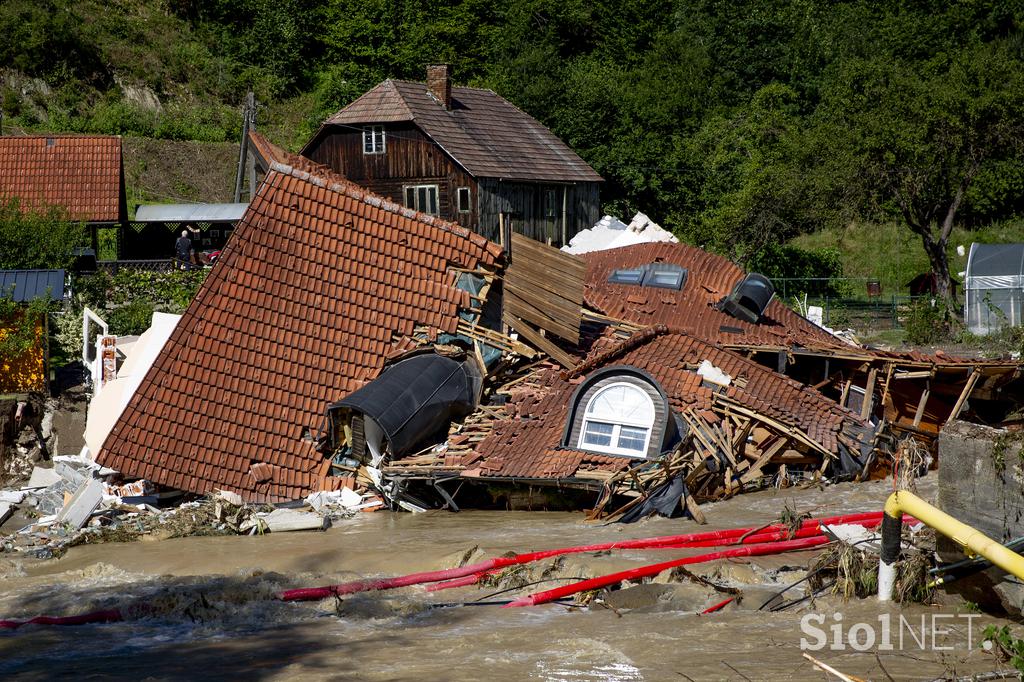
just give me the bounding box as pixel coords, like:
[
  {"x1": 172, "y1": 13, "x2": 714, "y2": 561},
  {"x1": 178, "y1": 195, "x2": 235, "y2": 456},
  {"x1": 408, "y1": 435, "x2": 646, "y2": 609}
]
[
  {"x1": 329, "y1": 353, "x2": 482, "y2": 458},
  {"x1": 618, "y1": 473, "x2": 688, "y2": 523}
]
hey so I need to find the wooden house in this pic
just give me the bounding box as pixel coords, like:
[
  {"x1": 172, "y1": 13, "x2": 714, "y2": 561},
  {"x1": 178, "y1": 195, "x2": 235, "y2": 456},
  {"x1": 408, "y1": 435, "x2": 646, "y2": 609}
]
[{"x1": 301, "y1": 65, "x2": 602, "y2": 246}]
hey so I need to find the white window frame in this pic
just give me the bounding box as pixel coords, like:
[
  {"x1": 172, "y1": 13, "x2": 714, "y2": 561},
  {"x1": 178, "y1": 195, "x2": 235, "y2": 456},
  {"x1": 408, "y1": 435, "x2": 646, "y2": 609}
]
[
  {"x1": 363, "y1": 125, "x2": 385, "y2": 154},
  {"x1": 457, "y1": 186, "x2": 472, "y2": 213},
  {"x1": 577, "y1": 381, "x2": 655, "y2": 458},
  {"x1": 404, "y1": 184, "x2": 440, "y2": 216}
]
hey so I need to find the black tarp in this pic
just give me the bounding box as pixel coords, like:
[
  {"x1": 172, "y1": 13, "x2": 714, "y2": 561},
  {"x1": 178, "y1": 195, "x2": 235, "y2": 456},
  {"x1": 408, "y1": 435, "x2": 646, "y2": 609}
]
[{"x1": 329, "y1": 353, "x2": 481, "y2": 458}]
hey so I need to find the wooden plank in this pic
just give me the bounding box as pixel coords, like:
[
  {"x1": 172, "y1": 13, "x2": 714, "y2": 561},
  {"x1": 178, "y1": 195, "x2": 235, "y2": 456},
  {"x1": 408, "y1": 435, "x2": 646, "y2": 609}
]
[
  {"x1": 510, "y1": 232, "x2": 586, "y2": 275},
  {"x1": 912, "y1": 383, "x2": 930, "y2": 428},
  {"x1": 684, "y1": 491, "x2": 707, "y2": 524},
  {"x1": 740, "y1": 437, "x2": 788, "y2": 484},
  {"x1": 504, "y1": 288, "x2": 580, "y2": 344},
  {"x1": 503, "y1": 313, "x2": 576, "y2": 369},
  {"x1": 949, "y1": 370, "x2": 980, "y2": 421},
  {"x1": 505, "y1": 259, "x2": 585, "y2": 304},
  {"x1": 504, "y1": 279, "x2": 581, "y2": 328},
  {"x1": 860, "y1": 368, "x2": 878, "y2": 420}
]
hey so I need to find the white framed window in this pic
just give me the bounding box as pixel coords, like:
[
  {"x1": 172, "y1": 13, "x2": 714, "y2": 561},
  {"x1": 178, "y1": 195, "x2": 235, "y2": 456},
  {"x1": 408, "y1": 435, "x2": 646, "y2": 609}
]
[
  {"x1": 457, "y1": 186, "x2": 471, "y2": 213},
  {"x1": 404, "y1": 184, "x2": 439, "y2": 215},
  {"x1": 577, "y1": 382, "x2": 655, "y2": 457},
  {"x1": 363, "y1": 126, "x2": 385, "y2": 154}
]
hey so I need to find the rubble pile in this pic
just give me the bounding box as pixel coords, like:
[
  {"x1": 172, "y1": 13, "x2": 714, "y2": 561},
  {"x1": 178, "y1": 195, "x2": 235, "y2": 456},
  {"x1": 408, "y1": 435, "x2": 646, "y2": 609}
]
[{"x1": 0, "y1": 455, "x2": 379, "y2": 559}]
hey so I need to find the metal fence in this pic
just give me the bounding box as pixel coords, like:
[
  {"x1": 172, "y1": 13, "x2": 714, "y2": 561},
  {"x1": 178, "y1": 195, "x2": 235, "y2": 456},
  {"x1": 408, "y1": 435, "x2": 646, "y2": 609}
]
[
  {"x1": 96, "y1": 259, "x2": 176, "y2": 273},
  {"x1": 799, "y1": 295, "x2": 930, "y2": 330}
]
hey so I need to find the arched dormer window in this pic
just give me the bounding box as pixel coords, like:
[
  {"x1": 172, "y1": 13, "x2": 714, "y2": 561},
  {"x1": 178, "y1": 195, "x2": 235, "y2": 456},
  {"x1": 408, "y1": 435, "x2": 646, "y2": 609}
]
[
  {"x1": 564, "y1": 366, "x2": 678, "y2": 460},
  {"x1": 578, "y1": 383, "x2": 655, "y2": 457}
]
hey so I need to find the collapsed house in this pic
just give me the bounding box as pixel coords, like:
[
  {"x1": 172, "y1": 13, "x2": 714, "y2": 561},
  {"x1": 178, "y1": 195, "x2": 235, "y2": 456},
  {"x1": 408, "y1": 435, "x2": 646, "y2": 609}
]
[
  {"x1": 94, "y1": 146, "x2": 1024, "y2": 517},
  {"x1": 96, "y1": 149, "x2": 505, "y2": 502}
]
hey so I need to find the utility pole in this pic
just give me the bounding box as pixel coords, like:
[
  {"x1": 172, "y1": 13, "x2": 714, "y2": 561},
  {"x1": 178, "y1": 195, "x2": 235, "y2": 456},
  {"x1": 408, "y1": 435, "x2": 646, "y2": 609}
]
[{"x1": 233, "y1": 92, "x2": 256, "y2": 203}]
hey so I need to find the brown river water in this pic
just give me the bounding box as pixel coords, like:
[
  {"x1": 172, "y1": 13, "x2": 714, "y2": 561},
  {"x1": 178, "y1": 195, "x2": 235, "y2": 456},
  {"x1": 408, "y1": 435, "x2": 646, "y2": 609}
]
[{"x1": 0, "y1": 477, "x2": 1016, "y2": 681}]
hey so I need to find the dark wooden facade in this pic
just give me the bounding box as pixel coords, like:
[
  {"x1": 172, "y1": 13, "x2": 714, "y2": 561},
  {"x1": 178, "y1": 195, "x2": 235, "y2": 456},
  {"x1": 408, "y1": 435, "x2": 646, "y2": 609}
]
[{"x1": 303, "y1": 124, "x2": 600, "y2": 246}]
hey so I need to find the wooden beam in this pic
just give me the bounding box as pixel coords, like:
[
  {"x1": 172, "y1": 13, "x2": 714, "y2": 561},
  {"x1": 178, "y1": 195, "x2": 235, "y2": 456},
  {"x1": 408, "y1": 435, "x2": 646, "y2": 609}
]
[
  {"x1": 503, "y1": 313, "x2": 576, "y2": 369},
  {"x1": 912, "y1": 382, "x2": 930, "y2": 428},
  {"x1": 740, "y1": 437, "x2": 789, "y2": 484},
  {"x1": 949, "y1": 370, "x2": 980, "y2": 421},
  {"x1": 860, "y1": 368, "x2": 878, "y2": 420}
]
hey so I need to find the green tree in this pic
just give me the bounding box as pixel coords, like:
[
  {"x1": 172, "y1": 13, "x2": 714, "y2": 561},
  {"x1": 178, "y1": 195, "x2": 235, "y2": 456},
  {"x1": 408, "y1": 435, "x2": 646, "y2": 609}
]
[
  {"x1": 686, "y1": 84, "x2": 833, "y2": 265},
  {"x1": 814, "y1": 38, "x2": 1024, "y2": 309},
  {"x1": 0, "y1": 198, "x2": 87, "y2": 270}
]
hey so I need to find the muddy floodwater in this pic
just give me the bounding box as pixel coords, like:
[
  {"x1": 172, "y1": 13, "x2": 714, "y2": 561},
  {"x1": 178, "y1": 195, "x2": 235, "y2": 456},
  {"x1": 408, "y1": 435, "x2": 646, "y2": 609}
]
[{"x1": 0, "y1": 477, "x2": 1016, "y2": 680}]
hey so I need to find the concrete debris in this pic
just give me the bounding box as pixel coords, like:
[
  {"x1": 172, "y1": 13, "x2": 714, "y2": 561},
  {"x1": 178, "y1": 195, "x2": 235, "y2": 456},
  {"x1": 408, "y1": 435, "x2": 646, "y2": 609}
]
[
  {"x1": 23, "y1": 467, "x2": 61, "y2": 490},
  {"x1": 55, "y1": 478, "x2": 104, "y2": 530},
  {"x1": 259, "y1": 508, "x2": 330, "y2": 533},
  {"x1": 0, "y1": 490, "x2": 26, "y2": 504},
  {"x1": 213, "y1": 489, "x2": 243, "y2": 506},
  {"x1": 0, "y1": 502, "x2": 13, "y2": 526},
  {"x1": 696, "y1": 359, "x2": 732, "y2": 387}
]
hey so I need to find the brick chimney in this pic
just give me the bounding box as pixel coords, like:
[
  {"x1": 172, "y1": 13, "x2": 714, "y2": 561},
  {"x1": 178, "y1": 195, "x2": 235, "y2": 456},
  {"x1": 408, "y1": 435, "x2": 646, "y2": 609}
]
[{"x1": 426, "y1": 64, "x2": 452, "y2": 110}]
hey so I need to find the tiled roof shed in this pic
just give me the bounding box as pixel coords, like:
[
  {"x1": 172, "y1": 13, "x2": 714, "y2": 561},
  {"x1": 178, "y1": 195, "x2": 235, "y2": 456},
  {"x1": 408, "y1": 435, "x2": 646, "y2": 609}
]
[
  {"x1": 313, "y1": 79, "x2": 603, "y2": 183},
  {"x1": 0, "y1": 135, "x2": 124, "y2": 223},
  {"x1": 583, "y1": 242, "x2": 844, "y2": 349},
  {"x1": 97, "y1": 162, "x2": 503, "y2": 502},
  {"x1": 461, "y1": 327, "x2": 870, "y2": 481}
]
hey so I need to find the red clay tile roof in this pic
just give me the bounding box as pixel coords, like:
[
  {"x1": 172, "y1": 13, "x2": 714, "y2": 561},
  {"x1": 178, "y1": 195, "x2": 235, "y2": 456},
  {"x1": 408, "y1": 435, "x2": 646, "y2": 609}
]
[
  {"x1": 97, "y1": 161, "x2": 504, "y2": 502},
  {"x1": 0, "y1": 134, "x2": 123, "y2": 222},
  {"x1": 247, "y1": 131, "x2": 330, "y2": 176},
  {"x1": 583, "y1": 242, "x2": 845, "y2": 349},
  {"x1": 318, "y1": 80, "x2": 603, "y2": 183},
  {"x1": 458, "y1": 327, "x2": 869, "y2": 480}
]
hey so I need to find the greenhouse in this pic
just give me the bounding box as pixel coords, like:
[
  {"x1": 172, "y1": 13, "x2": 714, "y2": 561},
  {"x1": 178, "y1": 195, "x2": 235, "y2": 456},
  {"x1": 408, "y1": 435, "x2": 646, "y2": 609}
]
[{"x1": 965, "y1": 243, "x2": 1024, "y2": 335}]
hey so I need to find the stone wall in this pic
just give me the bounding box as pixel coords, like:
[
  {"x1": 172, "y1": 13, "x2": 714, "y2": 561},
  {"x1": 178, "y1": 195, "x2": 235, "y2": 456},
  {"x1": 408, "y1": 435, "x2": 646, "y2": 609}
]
[{"x1": 938, "y1": 420, "x2": 1024, "y2": 614}]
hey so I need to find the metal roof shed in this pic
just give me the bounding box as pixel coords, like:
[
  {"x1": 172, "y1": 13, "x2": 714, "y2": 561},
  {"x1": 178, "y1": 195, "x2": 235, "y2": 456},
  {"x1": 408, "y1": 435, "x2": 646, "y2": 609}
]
[
  {"x1": 965, "y1": 243, "x2": 1024, "y2": 335},
  {"x1": 0, "y1": 269, "x2": 66, "y2": 303}
]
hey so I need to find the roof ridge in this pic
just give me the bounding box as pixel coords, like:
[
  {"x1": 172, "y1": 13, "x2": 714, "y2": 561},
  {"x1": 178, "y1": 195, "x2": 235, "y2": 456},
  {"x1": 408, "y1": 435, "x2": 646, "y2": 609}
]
[
  {"x1": 388, "y1": 78, "x2": 497, "y2": 95},
  {"x1": 0, "y1": 133, "x2": 121, "y2": 140},
  {"x1": 564, "y1": 324, "x2": 671, "y2": 379},
  {"x1": 267, "y1": 161, "x2": 503, "y2": 257}
]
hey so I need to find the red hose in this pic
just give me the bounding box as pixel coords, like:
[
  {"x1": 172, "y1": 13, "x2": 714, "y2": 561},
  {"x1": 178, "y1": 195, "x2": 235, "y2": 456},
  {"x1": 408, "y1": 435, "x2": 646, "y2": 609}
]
[
  {"x1": 277, "y1": 512, "x2": 886, "y2": 602},
  {"x1": 425, "y1": 572, "x2": 494, "y2": 592},
  {"x1": 700, "y1": 597, "x2": 734, "y2": 614},
  {"x1": 504, "y1": 536, "x2": 830, "y2": 607},
  {"x1": 0, "y1": 608, "x2": 123, "y2": 630}
]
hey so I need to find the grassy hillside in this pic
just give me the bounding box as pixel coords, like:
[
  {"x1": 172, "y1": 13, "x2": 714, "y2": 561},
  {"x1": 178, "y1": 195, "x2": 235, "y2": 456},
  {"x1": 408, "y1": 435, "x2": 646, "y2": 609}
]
[{"x1": 790, "y1": 221, "x2": 1024, "y2": 300}]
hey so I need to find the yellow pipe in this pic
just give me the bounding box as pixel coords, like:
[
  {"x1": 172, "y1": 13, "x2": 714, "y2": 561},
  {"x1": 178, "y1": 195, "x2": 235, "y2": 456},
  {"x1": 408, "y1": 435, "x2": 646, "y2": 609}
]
[{"x1": 878, "y1": 490, "x2": 1024, "y2": 600}]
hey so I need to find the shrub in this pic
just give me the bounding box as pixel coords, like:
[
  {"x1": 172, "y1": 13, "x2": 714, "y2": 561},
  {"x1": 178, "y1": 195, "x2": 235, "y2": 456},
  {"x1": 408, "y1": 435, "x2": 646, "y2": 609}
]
[
  {"x1": 106, "y1": 299, "x2": 155, "y2": 336},
  {"x1": 904, "y1": 299, "x2": 954, "y2": 345}
]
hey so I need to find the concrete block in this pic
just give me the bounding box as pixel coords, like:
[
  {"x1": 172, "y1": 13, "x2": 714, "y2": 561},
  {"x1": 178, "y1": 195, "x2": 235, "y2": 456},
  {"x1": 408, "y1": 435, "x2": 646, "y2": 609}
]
[
  {"x1": 937, "y1": 421, "x2": 1024, "y2": 614},
  {"x1": 0, "y1": 502, "x2": 13, "y2": 526},
  {"x1": 261, "y1": 508, "x2": 330, "y2": 532},
  {"x1": 55, "y1": 478, "x2": 103, "y2": 529}
]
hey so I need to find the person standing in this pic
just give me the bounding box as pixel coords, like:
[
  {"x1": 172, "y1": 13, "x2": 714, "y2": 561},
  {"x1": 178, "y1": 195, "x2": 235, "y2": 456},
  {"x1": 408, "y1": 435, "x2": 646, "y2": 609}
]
[{"x1": 174, "y1": 229, "x2": 193, "y2": 269}]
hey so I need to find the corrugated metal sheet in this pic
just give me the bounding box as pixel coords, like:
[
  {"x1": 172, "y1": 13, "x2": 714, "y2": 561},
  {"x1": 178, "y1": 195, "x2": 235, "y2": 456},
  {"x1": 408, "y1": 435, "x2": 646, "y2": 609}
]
[
  {"x1": 135, "y1": 203, "x2": 249, "y2": 223},
  {"x1": 0, "y1": 270, "x2": 65, "y2": 302}
]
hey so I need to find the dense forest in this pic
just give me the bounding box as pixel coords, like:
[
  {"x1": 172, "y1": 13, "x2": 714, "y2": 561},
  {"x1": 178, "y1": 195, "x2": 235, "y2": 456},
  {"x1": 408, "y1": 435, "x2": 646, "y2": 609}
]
[{"x1": 2, "y1": 0, "x2": 1023, "y2": 305}]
